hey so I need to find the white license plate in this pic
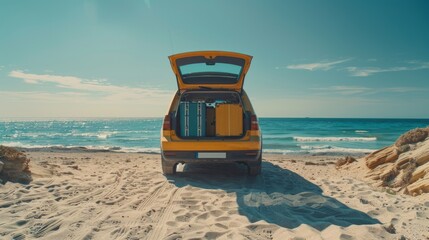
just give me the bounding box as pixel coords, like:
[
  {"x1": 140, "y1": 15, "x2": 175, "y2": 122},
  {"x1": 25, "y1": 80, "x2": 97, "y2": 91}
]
[{"x1": 197, "y1": 152, "x2": 226, "y2": 159}]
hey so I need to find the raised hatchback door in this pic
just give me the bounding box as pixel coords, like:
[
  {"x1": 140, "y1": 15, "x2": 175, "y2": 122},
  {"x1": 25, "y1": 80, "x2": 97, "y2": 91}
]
[{"x1": 169, "y1": 51, "x2": 252, "y2": 92}]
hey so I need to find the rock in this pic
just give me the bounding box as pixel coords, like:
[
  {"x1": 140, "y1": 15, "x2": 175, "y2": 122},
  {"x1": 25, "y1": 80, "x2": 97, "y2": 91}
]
[
  {"x1": 384, "y1": 223, "x2": 396, "y2": 234},
  {"x1": 0, "y1": 160, "x2": 3, "y2": 173},
  {"x1": 407, "y1": 178, "x2": 429, "y2": 196},
  {"x1": 395, "y1": 154, "x2": 414, "y2": 170},
  {"x1": 0, "y1": 145, "x2": 32, "y2": 184},
  {"x1": 363, "y1": 127, "x2": 429, "y2": 196},
  {"x1": 2, "y1": 170, "x2": 33, "y2": 183},
  {"x1": 365, "y1": 146, "x2": 399, "y2": 169},
  {"x1": 378, "y1": 163, "x2": 397, "y2": 183},
  {"x1": 397, "y1": 144, "x2": 411, "y2": 154},
  {"x1": 398, "y1": 235, "x2": 407, "y2": 240},
  {"x1": 304, "y1": 162, "x2": 317, "y2": 165},
  {"x1": 336, "y1": 156, "x2": 357, "y2": 167},
  {"x1": 409, "y1": 161, "x2": 429, "y2": 183},
  {"x1": 413, "y1": 142, "x2": 429, "y2": 166},
  {"x1": 392, "y1": 161, "x2": 417, "y2": 187},
  {"x1": 395, "y1": 128, "x2": 428, "y2": 147},
  {"x1": 68, "y1": 165, "x2": 80, "y2": 170}
]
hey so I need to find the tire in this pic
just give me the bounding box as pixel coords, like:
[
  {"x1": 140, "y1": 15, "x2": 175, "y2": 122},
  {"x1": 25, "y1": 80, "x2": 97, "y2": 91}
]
[
  {"x1": 248, "y1": 155, "x2": 262, "y2": 176},
  {"x1": 248, "y1": 164, "x2": 261, "y2": 176},
  {"x1": 161, "y1": 157, "x2": 175, "y2": 175}
]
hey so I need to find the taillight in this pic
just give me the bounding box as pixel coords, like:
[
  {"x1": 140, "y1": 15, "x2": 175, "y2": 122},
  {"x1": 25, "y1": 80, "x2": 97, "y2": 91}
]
[
  {"x1": 162, "y1": 115, "x2": 171, "y2": 130},
  {"x1": 251, "y1": 115, "x2": 259, "y2": 130}
]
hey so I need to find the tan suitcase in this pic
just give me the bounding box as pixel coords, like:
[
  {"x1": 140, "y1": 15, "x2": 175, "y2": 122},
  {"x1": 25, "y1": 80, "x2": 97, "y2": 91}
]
[{"x1": 215, "y1": 104, "x2": 243, "y2": 136}]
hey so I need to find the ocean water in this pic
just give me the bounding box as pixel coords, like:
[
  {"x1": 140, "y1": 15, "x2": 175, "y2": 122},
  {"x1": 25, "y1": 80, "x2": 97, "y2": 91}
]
[{"x1": 1, "y1": 118, "x2": 428, "y2": 156}]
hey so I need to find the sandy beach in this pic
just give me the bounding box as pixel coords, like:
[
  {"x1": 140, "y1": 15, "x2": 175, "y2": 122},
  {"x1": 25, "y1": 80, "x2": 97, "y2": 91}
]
[
  {"x1": 0, "y1": 149, "x2": 427, "y2": 240},
  {"x1": 2, "y1": 0, "x2": 429, "y2": 239}
]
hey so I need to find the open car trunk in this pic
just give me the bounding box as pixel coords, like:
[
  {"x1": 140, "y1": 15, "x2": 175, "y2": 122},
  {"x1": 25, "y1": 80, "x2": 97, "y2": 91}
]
[
  {"x1": 168, "y1": 51, "x2": 252, "y2": 93},
  {"x1": 173, "y1": 91, "x2": 250, "y2": 139}
]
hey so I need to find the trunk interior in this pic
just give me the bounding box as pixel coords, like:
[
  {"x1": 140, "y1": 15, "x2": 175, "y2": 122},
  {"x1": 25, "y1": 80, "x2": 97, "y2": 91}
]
[{"x1": 172, "y1": 91, "x2": 251, "y2": 139}]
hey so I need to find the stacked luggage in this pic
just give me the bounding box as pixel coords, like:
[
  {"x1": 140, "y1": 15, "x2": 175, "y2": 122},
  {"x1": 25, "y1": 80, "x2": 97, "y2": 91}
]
[{"x1": 178, "y1": 102, "x2": 243, "y2": 137}]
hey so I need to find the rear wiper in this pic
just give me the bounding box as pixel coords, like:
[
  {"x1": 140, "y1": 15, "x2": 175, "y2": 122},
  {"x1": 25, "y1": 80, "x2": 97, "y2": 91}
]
[{"x1": 198, "y1": 86, "x2": 212, "y2": 90}]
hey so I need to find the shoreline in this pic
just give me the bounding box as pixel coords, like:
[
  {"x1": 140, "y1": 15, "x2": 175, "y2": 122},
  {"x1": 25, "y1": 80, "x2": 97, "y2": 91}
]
[{"x1": 9, "y1": 146, "x2": 372, "y2": 158}]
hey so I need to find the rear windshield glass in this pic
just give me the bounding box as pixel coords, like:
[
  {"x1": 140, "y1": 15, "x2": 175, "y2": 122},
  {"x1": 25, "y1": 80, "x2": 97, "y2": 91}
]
[
  {"x1": 180, "y1": 63, "x2": 241, "y2": 75},
  {"x1": 176, "y1": 56, "x2": 245, "y2": 84}
]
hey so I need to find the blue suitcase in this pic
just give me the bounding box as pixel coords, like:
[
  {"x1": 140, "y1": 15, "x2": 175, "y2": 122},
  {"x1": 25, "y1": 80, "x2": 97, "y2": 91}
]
[{"x1": 179, "y1": 102, "x2": 206, "y2": 137}]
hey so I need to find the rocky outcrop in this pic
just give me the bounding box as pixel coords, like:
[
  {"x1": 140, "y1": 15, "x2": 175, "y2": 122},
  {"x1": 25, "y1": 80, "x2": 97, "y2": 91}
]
[
  {"x1": 0, "y1": 145, "x2": 32, "y2": 184},
  {"x1": 365, "y1": 146, "x2": 400, "y2": 169},
  {"x1": 364, "y1": 127, "x2": 429, "y2": 196},
  {"x1": 395, "y1": 128, "x2": 428, "y2": 147}
]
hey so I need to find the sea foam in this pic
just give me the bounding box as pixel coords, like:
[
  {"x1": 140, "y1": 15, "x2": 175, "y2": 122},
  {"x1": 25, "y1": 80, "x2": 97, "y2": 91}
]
[
  {"x1": 0, "y1": 142, "x2": 160, "y2": 153},
  {"x1": 293, "y1": 136, "x2": 377, "y2": 142},
  {"x1": 355, "y1": 130, "x2": 369, "y2": 133},
  {"x1": 264, "y1": 146, "x2": 375, "y2": 155}
]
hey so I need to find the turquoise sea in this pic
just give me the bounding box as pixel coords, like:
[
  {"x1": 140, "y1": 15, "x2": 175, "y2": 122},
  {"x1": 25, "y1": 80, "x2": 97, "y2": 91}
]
[{"x1": 1, "y1": 118, "x2": 428, "y2": 156}]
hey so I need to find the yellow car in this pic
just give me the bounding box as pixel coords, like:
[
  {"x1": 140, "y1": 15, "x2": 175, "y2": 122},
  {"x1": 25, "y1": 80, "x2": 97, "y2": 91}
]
[{"x1": 160, "y1": 51, "x2": 262, "y2": 175}]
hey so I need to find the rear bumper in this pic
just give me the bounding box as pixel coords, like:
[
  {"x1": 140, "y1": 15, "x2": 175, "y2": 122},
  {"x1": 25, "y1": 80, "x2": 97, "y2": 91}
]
[
  {"x1": 161, "y1": 150, "x2": 261, "y2": 166},
  {"x1": 161, "y1": 136, "x2": 261, "y2": 151}
]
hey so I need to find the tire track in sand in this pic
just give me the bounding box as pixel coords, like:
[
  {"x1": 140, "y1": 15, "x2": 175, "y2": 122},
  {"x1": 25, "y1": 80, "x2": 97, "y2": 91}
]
[
  {"x1": 137, "y1": 181, "x2": 168, "y2": 211},
  {"x1": 113, "y1": 181, "x2": 169, "y2": 239},
  {"x1": 68, "y1": 168, "x2": 130, "y2": 240},
  {"x1": 145, "y1": 187, "x2": 182, "y2": 240}
]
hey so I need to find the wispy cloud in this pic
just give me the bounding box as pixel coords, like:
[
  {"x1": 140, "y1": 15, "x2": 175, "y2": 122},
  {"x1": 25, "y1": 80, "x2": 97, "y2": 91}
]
[
  {"x1": 281, "y1": 58, "x2": 429, "y2": 77},
  {"x1": 0, "y1": 91, "x2": 90, "y2": 102},
  {"x1": 280, "y1": 59, "x2": 351, "y2": 71},
  {"x1": 312, "y1": 85, "x2": 429, "y2": 95},
  {"x1": 8, "y1": 70, "x2": 170, "y2": 98},
  {"x1": 0, "y1": 90, "x2": 170, "y2": 118},
  {"x1": 312, "y1": 86, "x2": 372, "y2": 95},
  {"x1": 347, "y1": 61, "x2": 429, "y2": 77},
  {"x1": 384, "y1": 87, "x2": 429, "y2": 93},
  {"x1": 2, "y1": 70, "x2": 176, "y2": 117}
]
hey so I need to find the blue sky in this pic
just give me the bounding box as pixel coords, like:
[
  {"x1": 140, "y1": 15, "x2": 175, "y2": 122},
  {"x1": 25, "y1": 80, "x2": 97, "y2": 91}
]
[{"x1": 1, "y1": 0, "x2": 428, "y2": 118}]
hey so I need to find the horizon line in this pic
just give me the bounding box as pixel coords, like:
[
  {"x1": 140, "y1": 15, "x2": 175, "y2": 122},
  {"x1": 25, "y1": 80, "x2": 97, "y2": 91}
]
[{"x1": 1, "y1": 116, "x2": 429, "y2": 121}]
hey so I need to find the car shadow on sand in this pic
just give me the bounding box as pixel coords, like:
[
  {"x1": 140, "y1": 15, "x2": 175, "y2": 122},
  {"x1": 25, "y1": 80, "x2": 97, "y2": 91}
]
[{"x1": 167, "y1": 161, "x2": 380, "y2": 231}]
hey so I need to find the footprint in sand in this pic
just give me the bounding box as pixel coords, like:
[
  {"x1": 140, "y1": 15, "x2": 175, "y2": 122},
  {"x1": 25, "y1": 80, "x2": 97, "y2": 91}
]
[
  {"x1": 196, "y1": 212, "x2": 210, "y2": 222},
  {"x1": 29, "y1": 219, "x2": 62, "y2": 238},
  {"x1": 221, "y1": 200, "x2": 235, "y2": 207},
  {"x1": 14, "y1": 219, "x2": 28, "y2": 227},
  {"x1": 175, "y1": 212, "x2": 190, "y2": 222},
  {"x1": 215, "y1": 216, "x2": 231, "y2": 222},
  {"x1": 209, "y1": 210, "x2": 223, "y2": 217},
  {"x1": 204, "y1": 231, "x2": 225, "y2": 239}
]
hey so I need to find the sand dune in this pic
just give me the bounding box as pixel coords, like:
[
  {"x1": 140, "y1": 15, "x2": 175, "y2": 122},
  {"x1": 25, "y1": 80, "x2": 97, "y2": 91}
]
[{"x1": 1, "y1": 151, "x2": 428, "y2": 239}]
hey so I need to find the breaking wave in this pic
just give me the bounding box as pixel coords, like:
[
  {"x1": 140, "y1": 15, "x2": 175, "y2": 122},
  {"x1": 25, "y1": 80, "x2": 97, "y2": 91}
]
[
  {"x1": 293, "y1": 136, "x2": 377, "y2": 142},
  {"x1": 0, "y1": 142, "x2": 160, "y2": 154}
]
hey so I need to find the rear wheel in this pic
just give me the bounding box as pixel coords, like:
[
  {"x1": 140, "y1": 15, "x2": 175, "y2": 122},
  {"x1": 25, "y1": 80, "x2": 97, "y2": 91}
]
[
  {"x1": 248, "y1": 165, "x2": 261, "y2": 176},
  {"x1": 248, "y1": 155, "x2": 262, "y2": 176},
  {"x1": 161, "y1": 157, "x2": 176, "y2": 175}
]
